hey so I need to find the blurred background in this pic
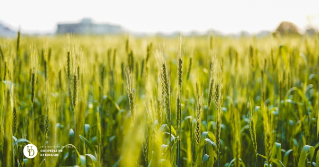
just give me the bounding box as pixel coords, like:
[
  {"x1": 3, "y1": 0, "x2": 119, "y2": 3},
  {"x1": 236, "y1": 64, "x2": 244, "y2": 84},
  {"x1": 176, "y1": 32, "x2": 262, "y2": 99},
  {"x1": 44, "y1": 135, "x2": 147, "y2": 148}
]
[{"x1": 0, "y1": 0, "x2": 319, "y2": 37}]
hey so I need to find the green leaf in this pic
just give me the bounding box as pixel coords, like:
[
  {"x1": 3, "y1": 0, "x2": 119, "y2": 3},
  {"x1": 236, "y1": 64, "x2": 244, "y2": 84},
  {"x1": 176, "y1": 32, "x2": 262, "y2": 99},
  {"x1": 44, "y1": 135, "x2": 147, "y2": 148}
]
[
  {"x1": 195, "y1": 131, "x2": 217, "y2": 166},
  {"x1": 79, "y1": 135, "x2": 97, "y2": 157},
  {"x1": 316, "y1": 151, "x2": 319, "y2": 167},
  {"x1": 298, "y1": 145, "x2": 314, "y2": 167},
  {"x1": 84, "y1": 124, "x2": 90, "y2": 137},
  {"x1": 59, "y1": 144, "x2": 82, "y2": 166},
  {"x1": 161, "y1": 144, "x2": 169, "y2": 151},
  {"x1": 147, "y1": 160, "x2": 152, "y2": 167},
  {"x1": 239, "y1": 125, "x2": 250, "y2": 135},
  {"x1": 283, "y1": 149, "x2": 293, "y2": 166},
  {"x1": 102, "y1": 95, "x2": 120, "y2": 112},
  {"x1": 69, "y1": 129, "x2": 75, "y2": 144},
  {"x1": 79, "y1": 155, "x2": 86, "y2": 167},
  {"x1": 228, "y1": 158, "x2": 245, "y2": 167},
  {"x1": 204, "y1": 138, "x2": 217, "y2": 150},
  {"x1": 161, "y1": 136, "x2": 176, "y2": 157},
  {"x1": 38, "y1": 159, "x2": 45, "y2": 167},
  {"x1": 23, "y1": 159, "x2": 28, "y2": 166},
  {"x1": 86, "y1": 154, "x2": 99, "y2": 167},
  {"x1": 285, "y1": 87, "x2": 313, "y2": 113},
  {"x1": 163, "y1": 132, "x2": 176, "y2": 149},
  {"x1": 279, "y1": 45, "x2": 289, "y2": 68},
  {"x1": 160, "y1": 124, "x2": 177, "y2": 136},
  {"x1": 240, "y1": 160, "x2": 246, "y2": 167},
  {"x1": 112, "y1": 157, "x2": 122, "y2": 167},
  {"x1": 109, "y1": 136, "x2": 116, "y2": 142},
  {"x1": 159, "y1": 159, "x2": 171, "y2": 166},
  {"x1": 201, "y1": 131, "x2": 216, "y2": 143},
  {"x1": 198, "y1": 132, "x2": 217, "y2": 161},
  {"x1": 257, "y1": 153, "x2": 267, "y2": 159},
  {"x1": 2, "y1": 80, "x2": 13, "y2": 92},
  {"x1": 13, "y1": 138, "x2": 31, "y2": 146},
  {"x1": 202, "y1": 154, "x2": 209, "y2": 164},
  {"x1": 181, "y1": 116, "x2": 193, "y2": 129},
  {"x1": 299, "y1": 52, "x2": 308, "y2": 66},
  {"x1": 272, "y1": 142, "x2": 282, "y2": 162},
  {"x1": 228, "y1": 159, "x2": 236, "y2": 166},
  {"x1": 271, "y1": 158, "x2": 285, "y2": 167}
]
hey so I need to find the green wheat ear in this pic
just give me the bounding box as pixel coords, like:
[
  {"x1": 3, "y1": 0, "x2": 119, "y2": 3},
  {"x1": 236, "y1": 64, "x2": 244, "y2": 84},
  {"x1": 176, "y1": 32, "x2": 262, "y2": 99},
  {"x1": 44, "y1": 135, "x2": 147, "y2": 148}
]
[
  {"x1": 31, "y1": 71, "x2": 36, "y2": 104},
  {"x1": 125, "y1": 67, "x2": 134, "y2": 122},
  {"x1": 44, "y1": 107, "x2": 49, "y2": 135},
  {"x1": 125, "y1": 38, "x2": 129, "y2": 54},
  {"x1": 186, "y1": 57, "x2": 192, "y2": 80},
  {"x1": 161, "y1": 61, "x2": 170, "y2": 124},
  {"x1": 135, "y1": 62, "x2": 139, "y2": 81},
  {"x1": 113, "y1": 49, "x2": 117, "y2": 70},
  {"x1": 120, "y1": 62, "x2": 124, "y2": 80},
  {"x1": 99, "y1": 64, "x2": 105, "y2": 102},
  {"x1": 176, "y1": 95, "x2": 181, "y2": 131},
  {"x1": 44, "y1": 60, "x2": 47, "y2": 81},
  {"x1": 58, "y1": 70, "x2": 62, "y2": 89},
  {"x1": 249, "y1": 45, "x2": 255, "y2": 70},
  {"x1": 73, "y1": 66, "x2": 79, "y2": 109},
  {"x1": 16, "y1": 30, "x2": 20, "y2": 54},
  {"x1": 177, "y1": 57, "x2": 182, "y2": 132},
  {"x1": 266, "y1": 133, "x2": 272, "y2": 166},
  {"x1": 3, "y1": 61, "x2": 7, "y2": 80},
  {"x1": 130, "y1": 50, "x2": 134, "y2": 72},
  {"x1": 0, "y1": 45, "x2": 4, "y2": 60},
  {"x1": 195, "y1": 83, "x2": 202, "y2": 145},
  {"x1": 157, "y1": 99, "x2": 162, "y2": 125},
  {"x1": 209, "y1": 35, "x2": 213, "y2": 50},
  {"x1": 178, "y1": 58, "x2": 183, "y2": 92},
  {"x1": 13, "y1": 107, "x2": 17, "y2": 136},
  {"x1": 208, "y1": 59, "x2": 214, "y2": 108},
  {"x1": 67, "y1": 51, "x2": 71, "y2": 79},
  {"x1": 146, "y1": 43, "x2": 152, "y2": 64},
  {"x1": 48, "y1": 48, "x2": 52, "y2": 62},
  {"x1": 249, "y1": 98, "x2": 257, "y2": 154}
]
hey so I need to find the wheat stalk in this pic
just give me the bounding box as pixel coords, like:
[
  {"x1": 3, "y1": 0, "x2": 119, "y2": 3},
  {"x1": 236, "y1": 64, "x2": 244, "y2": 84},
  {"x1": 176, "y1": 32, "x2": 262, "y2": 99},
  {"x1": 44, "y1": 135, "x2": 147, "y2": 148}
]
[
  {"x1": 3, "y1": 61, "x2": 7, "y2": 81},
  {"x1": 125, "y1": 68, "x2": 134, "y2": 123},
  {"x1": 209, "y1": 35, "x2": 213, "y2": 50},
  {"x1": 186, "y1": 57, "x2": 192, "y2": 80},
  {"x1": 195, "y1": 83, "x2": 202, "y2": 145},
  {"x1": 16, "y1": 30, "x2": 20, "y2": 55},
  {"x1": 13, "y1": 107, "x2": 17, "y2": 136},
  {"x1": 72, "y1": 65, "x2": 79, "y2": 130},
  {"x1": 159, "y1": 53, "x2": 172, "y2": 163},
  {"x1": 214, "y1": 54, "x2": 223, "y2": 167},
  {"x1": 0, "y1": 46, "x2": 4, "y2": 60},
  {"x1": 249, "y1": 45, "x2": 255, "y2": 71}
]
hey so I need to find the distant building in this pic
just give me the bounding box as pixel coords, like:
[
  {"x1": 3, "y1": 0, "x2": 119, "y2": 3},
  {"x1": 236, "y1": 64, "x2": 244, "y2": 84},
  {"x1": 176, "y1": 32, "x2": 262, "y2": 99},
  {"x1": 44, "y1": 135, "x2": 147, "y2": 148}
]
[{"x1": 56, "y1": 18, "x2": 123, "y2": 35}]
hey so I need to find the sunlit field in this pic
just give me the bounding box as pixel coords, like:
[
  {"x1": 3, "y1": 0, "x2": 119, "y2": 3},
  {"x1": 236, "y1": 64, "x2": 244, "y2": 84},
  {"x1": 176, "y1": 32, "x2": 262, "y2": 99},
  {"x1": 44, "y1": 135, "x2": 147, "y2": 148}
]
[{"x1": 0, "y1": 33, "x2": 319, "y2": 166}]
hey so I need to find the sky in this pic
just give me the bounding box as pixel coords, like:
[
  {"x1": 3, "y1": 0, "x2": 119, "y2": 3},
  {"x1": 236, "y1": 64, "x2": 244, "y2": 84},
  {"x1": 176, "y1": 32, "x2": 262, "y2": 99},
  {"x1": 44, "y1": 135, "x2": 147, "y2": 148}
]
[{"x1": 0, "y1": 0, "x2": 319, "y2": 34}]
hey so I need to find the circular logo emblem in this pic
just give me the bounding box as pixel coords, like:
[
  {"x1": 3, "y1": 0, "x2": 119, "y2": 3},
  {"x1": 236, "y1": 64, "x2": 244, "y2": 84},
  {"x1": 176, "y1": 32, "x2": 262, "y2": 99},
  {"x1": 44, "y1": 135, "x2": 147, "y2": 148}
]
[{"x1": 23, "y1": 144, "x2": 38, "y2": 158}]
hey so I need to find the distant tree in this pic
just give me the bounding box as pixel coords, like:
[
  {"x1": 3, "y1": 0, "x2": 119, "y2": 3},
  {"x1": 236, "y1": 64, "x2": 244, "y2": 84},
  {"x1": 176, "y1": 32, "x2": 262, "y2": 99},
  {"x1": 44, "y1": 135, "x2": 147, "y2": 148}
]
[
  {"x1": 275, "y1": 21, "x2": 299, "y2": 35},
  {"x1": 305, "y1": 27, "x2": 317, "y2": 35}
]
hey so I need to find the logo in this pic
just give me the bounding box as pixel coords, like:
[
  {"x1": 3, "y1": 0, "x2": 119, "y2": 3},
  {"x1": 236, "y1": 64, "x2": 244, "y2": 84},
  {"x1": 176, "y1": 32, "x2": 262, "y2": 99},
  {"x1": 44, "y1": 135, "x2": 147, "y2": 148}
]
[{"x1": 23, "y1": 144, "x2": 38, "y2": 158}]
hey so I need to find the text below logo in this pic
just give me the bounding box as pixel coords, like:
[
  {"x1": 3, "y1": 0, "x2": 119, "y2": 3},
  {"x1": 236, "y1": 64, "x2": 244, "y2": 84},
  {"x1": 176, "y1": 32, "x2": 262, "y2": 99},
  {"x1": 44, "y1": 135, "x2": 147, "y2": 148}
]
[{"x1": 23, "y1": 144, "x2": 38, "y2": 158}]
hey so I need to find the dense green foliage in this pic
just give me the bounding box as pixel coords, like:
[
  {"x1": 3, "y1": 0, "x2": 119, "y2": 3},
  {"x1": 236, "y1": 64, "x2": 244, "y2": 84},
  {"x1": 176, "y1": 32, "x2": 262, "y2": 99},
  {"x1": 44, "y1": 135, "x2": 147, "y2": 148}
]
[{"x1": 0, "y1": 34, "x2": 319, "y2": 166}]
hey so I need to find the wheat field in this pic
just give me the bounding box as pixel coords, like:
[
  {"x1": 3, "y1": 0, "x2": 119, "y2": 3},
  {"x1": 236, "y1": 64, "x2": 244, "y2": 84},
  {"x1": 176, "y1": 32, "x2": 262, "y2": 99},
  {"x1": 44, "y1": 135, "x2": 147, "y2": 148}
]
[{"x1": 0, "y1": 33, "x2": 319, "y2": 166}]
